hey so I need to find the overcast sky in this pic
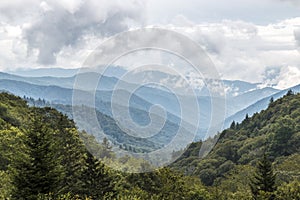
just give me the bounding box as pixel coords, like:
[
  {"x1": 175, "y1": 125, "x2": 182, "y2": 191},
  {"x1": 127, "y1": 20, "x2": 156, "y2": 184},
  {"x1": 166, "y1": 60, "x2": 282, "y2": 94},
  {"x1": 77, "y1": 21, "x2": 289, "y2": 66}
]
[{"x1": 0, "y1": 0, "x2": 300, "y2": 89}]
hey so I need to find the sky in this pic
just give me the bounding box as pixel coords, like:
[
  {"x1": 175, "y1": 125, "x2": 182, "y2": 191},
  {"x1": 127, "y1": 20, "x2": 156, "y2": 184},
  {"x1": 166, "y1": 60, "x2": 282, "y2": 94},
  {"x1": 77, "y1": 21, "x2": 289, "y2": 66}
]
[{"x1": 0, "y1": 0, "x2": 300, "y2": 89}]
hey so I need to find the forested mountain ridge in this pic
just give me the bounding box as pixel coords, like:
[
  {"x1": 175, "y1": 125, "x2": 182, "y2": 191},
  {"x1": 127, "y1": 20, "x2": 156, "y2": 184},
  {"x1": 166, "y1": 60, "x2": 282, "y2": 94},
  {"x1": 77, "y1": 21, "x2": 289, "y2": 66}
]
[
  {"x1": 0, "y1": 92, "x2": 117, "y2": 199},
  {"x1": 172, "y1": 91, "x2": 300, "y2": 199},
  {"x1": 0, "y1": 92, "x2": 211, "y2": 199},
  {"x1": 0, "y1": 92, "x2": 299, "y2": 199}
]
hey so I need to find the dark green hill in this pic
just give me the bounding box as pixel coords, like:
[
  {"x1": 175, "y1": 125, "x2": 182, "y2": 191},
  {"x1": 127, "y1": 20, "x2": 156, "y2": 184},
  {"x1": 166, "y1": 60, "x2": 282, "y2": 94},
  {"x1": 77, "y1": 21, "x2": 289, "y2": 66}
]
[{"x1": 172, "y1": 91, "x2": 300, "y2": 189}]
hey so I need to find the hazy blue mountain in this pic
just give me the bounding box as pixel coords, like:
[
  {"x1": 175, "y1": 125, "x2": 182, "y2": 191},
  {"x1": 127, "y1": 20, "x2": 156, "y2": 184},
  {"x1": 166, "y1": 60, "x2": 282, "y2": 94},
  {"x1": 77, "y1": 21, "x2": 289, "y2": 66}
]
[
  {"x1": 7, "y1": 67, "x2": 79, "y2": 77},
  {"x1": 0, "y1": 71, "x2": 201, "y2": 121},
  {"x1": 4, "y1": 67, "x2": 275, "y2": 98},
  {"x1": 7, "y1": 65, "x2": 126, "y2": 78},
  {"x1": 0, "y1": 70, "x2": 287, "y2": 142},
  {"x1": 0, "y1": 72, "x2": 49, "y2": 85},
  {"x1": 226, "y1": 87, "x2": 280, "y2": 116},
  {"x1": 222, "y1": 80, "x2": 260, "y2": 97},
  {"x1": 0, "y1": 79, "x2": 151, "y2": 115},
  {"x1": 119, "y1": 69, "x2": 263, "y2": 97},
  {"x1": 0, "y1": 79, "x2": 199, "y2": 143},
  {"x1": 101, "y1": 69, "x2": 279, "y2": 116},
  {"x1": 99, "y1": 65, "x2": 128, "y2": 78},
  {"x1": 0, "y1": 71, "x2": 134, "y2": 91},
  {"x1": 52, "y1": 104, "x2": 191, "y2": 153},
  {"x1": 224, "y1": 84, "x2": 300, "y2": 128},
  {"x1": 0, "y1": 79, "x2": 74, "y2": 104},
  {"x1": 0, "y1": 71, "x2": 217, "y2": 130},
  {"x1": 1, "y1": 76, "x2": 296, "y2": 143}
]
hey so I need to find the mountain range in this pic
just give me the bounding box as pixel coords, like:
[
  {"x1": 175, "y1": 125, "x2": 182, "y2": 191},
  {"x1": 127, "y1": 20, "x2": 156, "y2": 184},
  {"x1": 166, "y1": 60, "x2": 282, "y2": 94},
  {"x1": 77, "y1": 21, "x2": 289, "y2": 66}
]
[{"x1": 0, "y1": 67, "x2": 298, "y2": 145}]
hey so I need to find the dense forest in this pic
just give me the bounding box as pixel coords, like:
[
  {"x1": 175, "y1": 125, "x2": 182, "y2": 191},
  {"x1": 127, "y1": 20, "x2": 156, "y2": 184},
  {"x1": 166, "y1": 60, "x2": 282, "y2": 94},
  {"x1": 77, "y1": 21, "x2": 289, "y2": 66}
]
[
  {"x1": 0, "y1": 91, "x2": 299, "y2": 199},
  {"x1": 172, "y1": 90, "x2": 300, "y2": 199}
]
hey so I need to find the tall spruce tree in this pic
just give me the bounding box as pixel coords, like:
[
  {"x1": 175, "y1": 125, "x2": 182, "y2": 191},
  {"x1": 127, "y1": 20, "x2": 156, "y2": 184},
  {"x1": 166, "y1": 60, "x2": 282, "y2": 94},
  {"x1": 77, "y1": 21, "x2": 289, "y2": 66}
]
[
  {"x1": 55, "y1": 115, "x2": 87, "y2": 195},
  {"x1": 11, "y1": 113, "x2": 63, "y2": 199},
  {"x1": 82, "y1": 152, "x2": 117, "y2": 199},
  {"x1": 250, "y1": 153, "x2": 276, "y2": 199}
]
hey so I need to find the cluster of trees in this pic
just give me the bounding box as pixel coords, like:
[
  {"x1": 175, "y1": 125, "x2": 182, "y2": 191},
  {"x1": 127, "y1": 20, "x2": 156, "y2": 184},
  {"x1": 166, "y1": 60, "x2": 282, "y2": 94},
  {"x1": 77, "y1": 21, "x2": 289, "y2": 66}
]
[
  {"x1": 23, "y1": 96, "x2": 48, "y2": 107},
  {"x1": 1, "y1": 91, "x2": 300, "y2": 199}
]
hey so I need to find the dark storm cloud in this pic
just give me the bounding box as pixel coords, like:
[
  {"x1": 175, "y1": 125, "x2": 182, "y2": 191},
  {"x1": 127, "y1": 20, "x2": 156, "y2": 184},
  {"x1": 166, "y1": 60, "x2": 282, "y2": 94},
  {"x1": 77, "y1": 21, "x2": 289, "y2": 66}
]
[{"x1": 23, "y1": 0, "x2": 145, "y2": 65}]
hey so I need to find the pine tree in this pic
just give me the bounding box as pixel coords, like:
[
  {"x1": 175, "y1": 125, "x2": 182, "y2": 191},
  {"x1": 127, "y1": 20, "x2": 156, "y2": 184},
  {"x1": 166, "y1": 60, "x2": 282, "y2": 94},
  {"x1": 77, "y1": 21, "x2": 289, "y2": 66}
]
[
  {"x1": 250, "y1": 153, "x2": 276, "y2": 199},
  {"x1": 55, "y1": 115, "x2": 87, "y2": 195},
  {"x1": 82, "y1": 152, "x2": 117, "y2": 199},
  {"x1": 269, "y1": 97, "x2": 274, "y2": 105},
  {"x1": 11, "y1": 114, "x2": 63, "y2": 199},
  {"x1": 286, "y1": 89, "x2": 294, "y2": 96},
  {"x1": 230, "y1": 121, "x2": 236, "y2": 129},
  {"x1": 245, "y1": 114, "x2": 249, "y2": 120}
]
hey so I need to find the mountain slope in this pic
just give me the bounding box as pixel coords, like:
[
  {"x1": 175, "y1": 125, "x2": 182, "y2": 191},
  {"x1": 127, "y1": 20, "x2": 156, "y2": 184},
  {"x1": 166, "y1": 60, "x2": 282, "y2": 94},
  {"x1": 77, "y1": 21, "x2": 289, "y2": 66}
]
[
  {"x1": 0, "y1": 79, "x2": 203, "y2": 139},
  {"x1": 172, "y1": 92, "x2": 300, "y2": 187},
  {"x1": 226, "y1": 87, "x2": 279, "y2": 116},
  {"x1": 224, "y1": 84, "x2": 300, "y2": 128},
  {"x1": 0, "y1": 79, "x2": 194, "y2": 152}
]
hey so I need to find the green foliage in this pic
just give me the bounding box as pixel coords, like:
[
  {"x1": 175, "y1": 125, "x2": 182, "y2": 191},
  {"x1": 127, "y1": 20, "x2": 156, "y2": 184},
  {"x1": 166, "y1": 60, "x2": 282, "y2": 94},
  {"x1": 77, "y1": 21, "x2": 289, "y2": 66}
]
[
  {"x1": 230, "y1": 121, "x2": 236, "y2": 129},
  {"x1": 11, "y1": 114, "x2": 64, "y2": 199},
  {"x1": 250, "y1": 154, "x2": 276, "y2": 199},
  {"x1": 0, "y1": 170, "x2": 13, "y2": 199},
  {"x1": 275, "y1": 180, "x2": 300, "y2": 200},
  {"x1": 214, "y1": 165, "x2": 254, "y2": 200},
  {"x1": 82, "y1": 152, "x2": 117, "y2": 199},
  {"x1": 173, "y1": 93, "x2": 300, "y2": 188},
  {"x1": 273, "y1": 153, "x2": 300, "y2": 184},
  {"x1": 0, "y1": 93, "x2": 118, "y2": 199},
  {"x1": 269, "y1": 116, "x2": 296, "y2": 157},
  {"x1": 55, "y1": 126, "x2": 87, "y2": 195},
  {"x1": 124, "y1": 168, "x2": 211, "y2": 200},
  {"x1": 0, "y1": 92, "x2": 212, "y2": 199},
  {"x1": 0, "y1": 126, "x2": 24, "y2": 170}
]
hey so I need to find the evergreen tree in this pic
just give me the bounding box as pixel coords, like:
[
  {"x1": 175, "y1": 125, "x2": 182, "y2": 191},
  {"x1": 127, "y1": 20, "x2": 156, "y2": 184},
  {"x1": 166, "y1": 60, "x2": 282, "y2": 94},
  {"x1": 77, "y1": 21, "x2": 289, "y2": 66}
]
[
  {"x1": 286, "y1": 89, "x2": 294, "y2": 96},
  {"x1": 250, "y1": 153, "x2": 276, "y2": 199},
  {"x1": 230, "y1": 121, "x2": 236, "y2": 129},
  {"x1": 11, "y1": 114, "x2": 63, "y2": 199},
  {"x1": 55, "y1": 115, "x2": 87, "y2": 195},
  {"x1": 269, "y1": 97, "x2": 274, "y2": 105},
  {"x1": 82, "y1": 152, "x2": 117, "y2": 199},
  {"x1": 245, "y1": 114, "x2": 249, "y2": 120}
]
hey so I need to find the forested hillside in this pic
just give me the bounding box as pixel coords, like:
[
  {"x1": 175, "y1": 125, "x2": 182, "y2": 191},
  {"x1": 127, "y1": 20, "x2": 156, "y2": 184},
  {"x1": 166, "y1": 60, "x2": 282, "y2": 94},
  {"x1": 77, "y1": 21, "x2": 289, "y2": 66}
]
[
  {"x1": 172, "y1": 90, "x2": 300, "y2": 199},
  {"x1": 0, "y1": 91, "x2": 299, "y2": 199},
  {"x1": 0, "y1": 92, "x2": 210, "y2": 199}
]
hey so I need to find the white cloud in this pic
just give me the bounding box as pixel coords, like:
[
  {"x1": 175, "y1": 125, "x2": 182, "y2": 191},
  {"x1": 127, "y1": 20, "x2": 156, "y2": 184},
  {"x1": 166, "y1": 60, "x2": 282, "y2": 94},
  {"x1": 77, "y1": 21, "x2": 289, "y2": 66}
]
[
  {"x1": 161, "y1": 18, "x2": 300, "y2": 88},
  {"x1": 0, "y1": 0, "x2": 146, "y2": 67},
  {"x1": 276, "y1": 66, "x2": 300, "y2": 89},
  {"x1": 0, "y1": 0, "x2": 299, "y2": 89}
]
